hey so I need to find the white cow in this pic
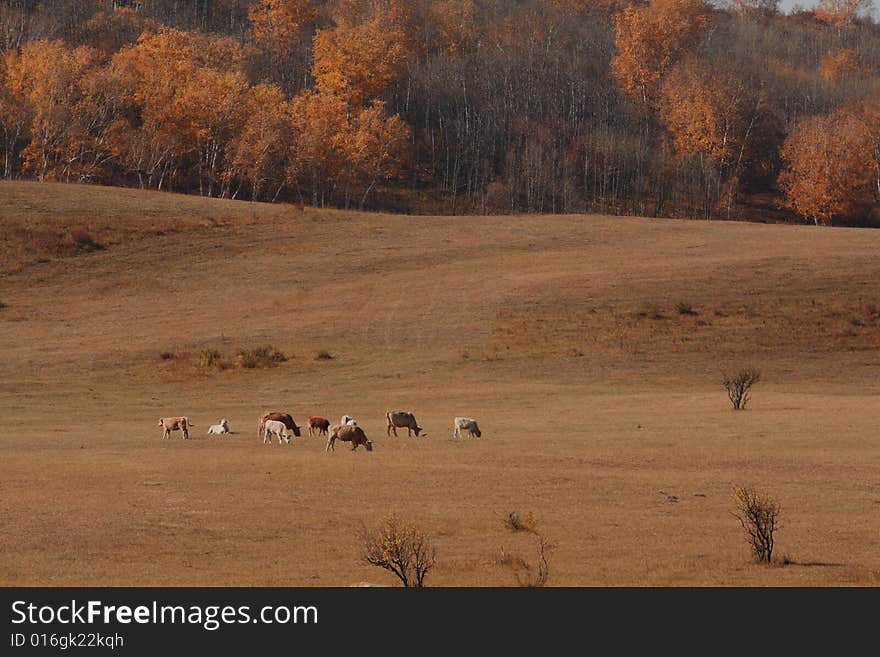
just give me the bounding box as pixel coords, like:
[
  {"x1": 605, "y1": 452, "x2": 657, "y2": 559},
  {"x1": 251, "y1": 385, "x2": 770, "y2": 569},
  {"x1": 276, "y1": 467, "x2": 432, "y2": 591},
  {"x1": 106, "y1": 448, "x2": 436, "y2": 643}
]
[
  {"x1": 341, "y1": 415, "x2": 358, "y2": 426},
  {"x1": 207, "y1": 419, "x2": 231, "y2": 435},
  {"x1": 453, "y1": 417, "x2": 482, "y2": 439},
  {"x1": 263, "y1": 419, "x2": 293, "y2": 445}
]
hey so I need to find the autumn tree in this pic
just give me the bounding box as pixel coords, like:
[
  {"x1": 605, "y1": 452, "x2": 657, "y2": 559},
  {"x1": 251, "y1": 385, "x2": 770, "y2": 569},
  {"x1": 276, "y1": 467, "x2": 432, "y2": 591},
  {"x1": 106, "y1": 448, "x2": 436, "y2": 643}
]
[
  {"x1": 779, "y1": 104, "x2": 877, "y2": 225},
  {"x1": 5, "y1": 39, "x2": 107, "y2": 181},
  {"x1": 226, "y1": 82, "x2": 292, "y2": 200},
  {"x1": 107, "y1": 27, "x2": 247, "y2": 192},
  {"x1": 287, "y1": 91, "x2": 410, "y2": 208},
  {"x1": 659, "y1": 59, "x2": 764, "y2": 217},
  {"x1": 312, "y1": 2, "x2": 411, "y2": 105},
  {"x1": 814, "y1": 0, "x2": 873, "y2": 27},
  {"x1": 0, "y1": 49, "x2": 29, "y2": 178},
  {"x1": 344, "y1": 99, "x2": 411, "y2": 207},
  {"x1": 247, "y1": 0, "x2": 316, "y2": 94},
  {"x1": 819, "y1": 48, "x2": 864, "y2": 82},
  {"x1": 287, "y1": 89, "x2": 350, "y2": 206},
  {"x1": 611, "y1": 0, "x2": 712, "y2": 110},
  {"x1": 428, "y1": 0, "x2": 479, "y2": 57}
]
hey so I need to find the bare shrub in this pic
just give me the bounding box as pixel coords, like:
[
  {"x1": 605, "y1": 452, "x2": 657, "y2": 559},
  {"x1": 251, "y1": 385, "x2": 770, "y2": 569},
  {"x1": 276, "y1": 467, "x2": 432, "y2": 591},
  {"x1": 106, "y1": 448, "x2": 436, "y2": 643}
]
[
  {"x1": 315, "y1": 350, "x2": 334, "y2": 361},
  {"x1": 159, "y1": 351, "x2": 175, "y2": 361},
  {"x1": 722, "y1": 368, "x2": 762, "y2": 410},
  {"x1": 237, "y1": 346, "x2": 287, "y2": 369},
  {"x1": 499, "y1": 512, "x2": 553, "y2": 587},
  {"x1": 359, "y1": 515, "x2": 436, "y2": 587},
  {"x1": 499, "y1": 535, "x2": 553, "y2": 587},
  {"x1": 732, "y1": 486, "x2": 781, "y2": 564}
]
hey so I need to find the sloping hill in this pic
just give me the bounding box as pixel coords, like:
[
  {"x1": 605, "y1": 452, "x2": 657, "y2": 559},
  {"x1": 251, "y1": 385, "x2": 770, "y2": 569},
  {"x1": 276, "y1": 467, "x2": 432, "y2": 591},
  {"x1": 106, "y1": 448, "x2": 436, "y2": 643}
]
[{"x1": 1, "y1": 181, "x2": 878, "y2": 586}]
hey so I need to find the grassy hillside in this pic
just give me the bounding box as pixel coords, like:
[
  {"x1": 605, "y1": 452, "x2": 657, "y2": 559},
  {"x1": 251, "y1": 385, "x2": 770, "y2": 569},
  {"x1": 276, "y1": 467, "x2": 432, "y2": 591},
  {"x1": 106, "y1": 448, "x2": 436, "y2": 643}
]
[{"x1": 1, "y1": 181, "x2": 878, "y2": 586}]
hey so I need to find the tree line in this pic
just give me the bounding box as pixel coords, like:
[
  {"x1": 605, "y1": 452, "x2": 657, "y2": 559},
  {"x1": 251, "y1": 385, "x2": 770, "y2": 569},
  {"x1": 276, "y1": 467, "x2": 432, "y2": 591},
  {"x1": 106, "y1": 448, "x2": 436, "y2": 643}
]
[{"x1": 0, "y1": 0, "x2": 878, "y2": 225}]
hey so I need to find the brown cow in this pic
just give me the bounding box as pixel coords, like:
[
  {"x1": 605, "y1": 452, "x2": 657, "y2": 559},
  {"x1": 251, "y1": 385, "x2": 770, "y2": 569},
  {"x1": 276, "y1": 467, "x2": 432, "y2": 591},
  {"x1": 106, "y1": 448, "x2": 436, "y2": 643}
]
[
  {"x1": 308, "y1": 416, "x2": 330, "y2": 437},
  {"x1": 159, "y1": 417, "x2": 192, "y2": 440},
  {"x1": 258, "y1": 412, "x2": 301, "y2": 439},
  {"x1": 326, "y1": 424, "x2": 373, "y2": 452}
]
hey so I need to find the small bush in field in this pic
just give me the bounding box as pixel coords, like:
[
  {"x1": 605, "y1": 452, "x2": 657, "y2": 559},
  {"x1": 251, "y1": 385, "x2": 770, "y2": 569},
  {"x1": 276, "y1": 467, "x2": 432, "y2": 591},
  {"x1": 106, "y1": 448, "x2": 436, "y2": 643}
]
[
  {"x1": 359, "y1": 515, "x2": 436, "y2": 587},
  {"x1": 732, "y1": 486, "x2": 781, "y2": 564},
  {"x1": 315, "y1": 350, "x2": 334, "y2": 361},
  {"x1": 159, "y1": 351, "x2": 175, "y2": 361},
  {"x1": 237, "y1": 346, "x2": 287, "y2": 369},
  {"x1": 722, "y1": 368, "x2": 762, "y2": 410}
]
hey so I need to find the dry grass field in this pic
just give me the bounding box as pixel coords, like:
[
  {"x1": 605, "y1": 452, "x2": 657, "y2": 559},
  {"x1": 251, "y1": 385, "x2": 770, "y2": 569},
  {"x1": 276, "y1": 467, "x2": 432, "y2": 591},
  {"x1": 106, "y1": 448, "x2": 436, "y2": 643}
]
[{"x1": 1, "y1": 180, "x2": 879, "y2": 586}]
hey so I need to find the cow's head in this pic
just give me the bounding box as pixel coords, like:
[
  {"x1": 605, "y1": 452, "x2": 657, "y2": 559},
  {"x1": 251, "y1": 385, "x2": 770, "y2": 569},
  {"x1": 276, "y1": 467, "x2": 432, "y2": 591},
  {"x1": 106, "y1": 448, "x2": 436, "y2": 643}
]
[
  {"x1": 364, "y1": 440, "x2": 374, "y2": 452},
  {"x1": 414, "y1": 426, "x2": 424, "y2": 437},
  {"x1": 473, "y1": 427, "x2": 482, "y2": 438},
  {"x1": 292, "y1": 424, "x2": 302, "y2": 438},
  {"x1": 157, "y1": 419, "x2": 164, "y2": 427}
]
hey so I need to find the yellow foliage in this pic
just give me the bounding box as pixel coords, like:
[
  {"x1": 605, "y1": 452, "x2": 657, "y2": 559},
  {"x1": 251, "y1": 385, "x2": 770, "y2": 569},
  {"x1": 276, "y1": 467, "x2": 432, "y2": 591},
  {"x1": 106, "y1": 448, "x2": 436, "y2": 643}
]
[{"x1": 611, "y1": 0, "x2": 712, "y2": 109}]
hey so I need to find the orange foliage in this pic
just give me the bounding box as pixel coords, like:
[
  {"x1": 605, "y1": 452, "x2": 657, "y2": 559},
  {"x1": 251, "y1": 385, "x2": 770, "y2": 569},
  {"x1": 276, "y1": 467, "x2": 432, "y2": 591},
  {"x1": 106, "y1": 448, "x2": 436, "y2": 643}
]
[
  {"x1": 287, "y1": 90, "x2": 351, "y2": 203},
  {"x1": 249, "y1": 0, "x2": 316, "y2": 42},
  {"x1": 107, "y1": 27, "x2": 249, "y2": 192},
  {"x1": 659, "y1": 59, "x2": 759, "y2": 165},
  {"x1": 287, "y1": 90, "x2": 410, "y2": 206},
  {"x1": 779, "y1": 102, "x2": 879, "y2": 225},
  {"x1": 312, "y1": 14, "x2": 409, "y2": 105},
  {"x1": 814, "y1": 0, "x2": 871, "y2": 26},
  {"x1": 611, "y1": 0, "x2": 712, "y2": 109},
  {"x1": 227, "y1": 83, "x2": 292, "y2": 200},
  {"x1": 4, "y1": 40, "x2": 105, "y2": 181},
  {"x1": 346, "y1": 100, "x2": 411, "y2": 195},
  {"x1": 819, "y1": 48, "x2": 864, "y2": 82},
  {"x1": 429, "y1": 0, "x2": 480, "y2": 56}
]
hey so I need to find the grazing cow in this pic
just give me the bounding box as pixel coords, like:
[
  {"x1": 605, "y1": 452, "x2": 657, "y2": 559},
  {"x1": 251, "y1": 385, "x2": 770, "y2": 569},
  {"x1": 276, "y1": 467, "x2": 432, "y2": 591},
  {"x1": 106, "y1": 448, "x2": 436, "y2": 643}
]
[
  {"x1": 159, "y1": 417, "x2": 193, "y2": 440},
  {"x1": 326, "y1": 424, "x2": 373, "y2": 452},
  {"x1": 386, "y1": 410, "x2": 423, "y2": 437},
  {"x1": 263, "y1": 419, "x2": 293, "y2": 445},
  {"x1": 258, "y1": 412, "x2": 301, "y2": 440},
  {"x1": 453, "y1": 417, "x2": 482, "y2": 438},
  {"x1": 207, "y1": 418, "x2": 231, "y2": 435},
  {"x1": 341, "y1": 415, "x2": 357, "y2": 426},
  {"x1": 308, "y1": 416, "x2": 330, "y2": 437}
]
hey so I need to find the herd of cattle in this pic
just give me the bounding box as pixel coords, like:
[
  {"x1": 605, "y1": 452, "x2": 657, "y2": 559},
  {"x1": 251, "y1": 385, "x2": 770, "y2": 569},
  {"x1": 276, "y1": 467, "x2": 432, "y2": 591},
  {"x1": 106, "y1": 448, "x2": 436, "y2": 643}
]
[{"x1": 157, "y1": 411, "x2": 483, "y2": 452}]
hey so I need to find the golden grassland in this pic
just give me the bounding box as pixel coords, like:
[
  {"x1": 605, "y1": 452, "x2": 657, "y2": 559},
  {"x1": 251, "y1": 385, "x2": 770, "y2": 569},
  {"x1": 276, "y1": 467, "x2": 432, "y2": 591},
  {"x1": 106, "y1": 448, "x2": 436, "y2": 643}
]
[{"x1": 1, "y1": 181, "x2": 878, "y2": 586}]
